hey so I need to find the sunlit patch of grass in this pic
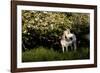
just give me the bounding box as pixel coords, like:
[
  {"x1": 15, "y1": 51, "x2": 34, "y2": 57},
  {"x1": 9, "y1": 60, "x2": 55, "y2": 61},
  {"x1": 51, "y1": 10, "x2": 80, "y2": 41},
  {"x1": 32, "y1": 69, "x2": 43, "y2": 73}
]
[{"x1": 22, "y1": 46, "x2": 89, "y2": 62}]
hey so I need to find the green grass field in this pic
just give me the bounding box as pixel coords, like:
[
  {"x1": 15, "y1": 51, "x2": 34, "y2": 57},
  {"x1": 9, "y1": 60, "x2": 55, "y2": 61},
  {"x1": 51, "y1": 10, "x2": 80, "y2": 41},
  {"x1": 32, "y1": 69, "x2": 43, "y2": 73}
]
[{"x1": 22, "y1": 46, "x2": 90, "y2": 62}]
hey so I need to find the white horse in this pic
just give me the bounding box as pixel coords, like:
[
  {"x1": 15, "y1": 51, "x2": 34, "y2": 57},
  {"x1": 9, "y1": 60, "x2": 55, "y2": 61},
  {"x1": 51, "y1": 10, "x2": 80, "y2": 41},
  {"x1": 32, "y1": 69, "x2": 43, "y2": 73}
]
[{"x1": 60, "y1": 29, "x2": 77, "y2": 52}]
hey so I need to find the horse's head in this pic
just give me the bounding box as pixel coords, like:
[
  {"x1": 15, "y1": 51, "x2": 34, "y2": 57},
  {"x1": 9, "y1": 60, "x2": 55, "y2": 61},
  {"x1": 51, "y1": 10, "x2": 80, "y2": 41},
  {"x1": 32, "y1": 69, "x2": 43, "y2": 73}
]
[
  {"x1": 60, "y1": 28, "x2": 72, "y2": 41},
  {"x1": 63, "y1": 29, "x2": 70, "y2": 36},
  {"x1": 63, "y1": 29, "x2": 71, "y2": 40},
  {"x1": 61, "y1": 34, "x2": 71, "y2": 41}
]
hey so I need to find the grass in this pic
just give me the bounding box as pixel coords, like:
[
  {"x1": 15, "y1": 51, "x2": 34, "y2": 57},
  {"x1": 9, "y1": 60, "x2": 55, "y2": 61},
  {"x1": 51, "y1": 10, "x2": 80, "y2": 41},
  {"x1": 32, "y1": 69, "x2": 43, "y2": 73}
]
[{"x1": 22, "y1": 46, "x2": 90, "y2": 62}]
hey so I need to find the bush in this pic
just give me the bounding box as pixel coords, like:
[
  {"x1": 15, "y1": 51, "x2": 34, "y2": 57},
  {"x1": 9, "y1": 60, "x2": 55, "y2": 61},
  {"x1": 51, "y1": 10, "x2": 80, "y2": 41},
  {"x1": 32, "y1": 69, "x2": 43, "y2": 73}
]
[{"x1": 22, "y1": 10, "x2": 90, "y2": 50}]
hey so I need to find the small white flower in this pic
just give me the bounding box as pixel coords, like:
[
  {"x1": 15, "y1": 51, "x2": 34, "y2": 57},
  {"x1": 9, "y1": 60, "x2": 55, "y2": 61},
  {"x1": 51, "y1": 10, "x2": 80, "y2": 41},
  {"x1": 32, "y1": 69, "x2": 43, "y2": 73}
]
[
  {"x1": 28, "y1": 25, "x2": 31, "y2": 28},
  {"x1": 28, "y1": 33, "x2": 30, "y2": 35},
  {"x1": 23, "y1": 30, "x2": 27, "y2": 33}
]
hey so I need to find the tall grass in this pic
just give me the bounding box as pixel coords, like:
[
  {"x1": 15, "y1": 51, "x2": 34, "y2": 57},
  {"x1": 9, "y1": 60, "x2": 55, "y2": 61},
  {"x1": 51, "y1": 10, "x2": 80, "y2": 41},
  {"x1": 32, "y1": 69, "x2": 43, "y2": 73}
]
[{"x1": 22, "y1": 46, "x2": 89, "y2": 62}]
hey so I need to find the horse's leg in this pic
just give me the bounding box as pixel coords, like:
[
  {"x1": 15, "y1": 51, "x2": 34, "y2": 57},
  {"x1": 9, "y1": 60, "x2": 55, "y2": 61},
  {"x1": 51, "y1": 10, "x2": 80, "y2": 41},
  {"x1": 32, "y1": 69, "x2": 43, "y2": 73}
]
[
  {"x1": 62, "y1": 46, "x2": 64, "y2": 53},
  {"x1": 74, "y1": 41, "x2": 77, "y2": 51},
  {"x1": 70, "y1": 44, "x2": 72, "y2": 51},
  {"x1": 66, "y1": 45, "x2": 68, "y2": 52}
]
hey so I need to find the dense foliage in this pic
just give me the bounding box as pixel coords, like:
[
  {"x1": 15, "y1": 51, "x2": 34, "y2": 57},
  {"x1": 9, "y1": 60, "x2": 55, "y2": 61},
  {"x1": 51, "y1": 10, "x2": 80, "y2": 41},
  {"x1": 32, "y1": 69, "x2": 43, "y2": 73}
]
[{"x1": 22, "y1": 10, "x2": 90, "y2": 51}]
